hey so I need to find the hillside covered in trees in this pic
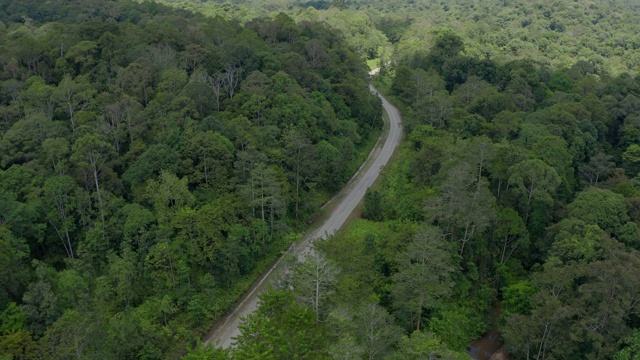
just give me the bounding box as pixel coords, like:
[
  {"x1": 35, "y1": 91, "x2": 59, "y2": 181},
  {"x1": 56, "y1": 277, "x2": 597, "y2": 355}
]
[
  {"x1": 363, "y1": 33, "x2": 640, "y2": 359},
  {"x1": 0, "y1": 0, "x2": 382, "y2": 358},
  {"x1": 3, "y1": 0, "x2": 640, "y2": 359},
  {"x1": 215, "y1": 31, "x2": 640, "y2": 360}
]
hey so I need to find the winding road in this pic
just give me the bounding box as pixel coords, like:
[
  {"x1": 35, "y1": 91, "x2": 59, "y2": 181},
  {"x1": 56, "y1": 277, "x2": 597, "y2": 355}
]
[{"x1": 204, "y1": 71, "x2": 402, "y2": 349}]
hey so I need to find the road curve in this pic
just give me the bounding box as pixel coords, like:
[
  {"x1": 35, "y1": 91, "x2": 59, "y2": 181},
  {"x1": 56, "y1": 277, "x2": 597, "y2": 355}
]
[{"x1": 204, "y1": 73, "x2": 402, "y2": 349}]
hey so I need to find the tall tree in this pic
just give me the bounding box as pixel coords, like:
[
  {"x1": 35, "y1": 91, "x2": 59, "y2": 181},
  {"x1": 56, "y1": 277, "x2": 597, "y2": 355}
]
[
  {"x1": 391, "y1": 227, "x2": 455, "y2": 330},
  {"x1": 504, "y1": 238, "x2": 640, "y2": 359},
  {"x1": 183, "y1": 130, "x2": 234, "y2": 188},
  {"x1": 41, "y1": 138, "x2": 70, "y2": 176},
  {"x1": 42, "y1": 176, "x2": 79, "y2": 258},
  {"x1": 145, "y1": 171, "x2": 195, "y2": 226},
  {"x1": 426, "y1": 162, "x2": 496, "y2": 256},
  {"x1": 579, "y1": 152, "x2": 615, "y2": 186},
  {"x1": 389, "y1": 331, "x2": 471, "y2": 360},
  {"x1": 291, "y1": 252, "x2": 339, "y2": 323},
  {"x1": 493, "y1": 207, "x2": 528, "y2": 264},
  {"x1": 54, "y1": 75, "x2": 95, "y2": 132},
  {"x1": 70, "y1": 134, "x2": 117, "y2": 226},
  {"x1": 283, "y1": 128, "x2": 315, "y2": 220},
  {"x1": 508, "y1": 159, "x2": 561, "y2": 223},
  {"x1": 20, "y1": 264, "x2": 59, "y2": 338},
  {"x1": 355, "y1": 303, "x2": 401, "y2": 360},
  {"x1": 243, "y1": 164, "x2": 287, "y2": 235}
]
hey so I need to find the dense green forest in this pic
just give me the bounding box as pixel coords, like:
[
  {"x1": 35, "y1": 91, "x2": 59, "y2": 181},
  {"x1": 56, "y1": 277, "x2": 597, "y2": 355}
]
[
  {"x1": 4, "y1": 0, "x2": 640, "y2": 359},
  {"x1": 0, "y1": 0, "x2": 382, "y2": 358},
  {"x1": 361, "y1": 34, "x2": 640, "y2": 359},
  {"x1": 206, "y1": 30, "x2": 640, "y2": 359}
]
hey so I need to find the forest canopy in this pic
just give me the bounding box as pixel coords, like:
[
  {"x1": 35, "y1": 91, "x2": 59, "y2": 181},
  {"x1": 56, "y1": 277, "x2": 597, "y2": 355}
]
[
  {"x1": 3, "y1": 0, "x2": 640, "y2": 359},
  {"x1": 222, "y1": 30, "x2": 640, "y2": 360},
  {"x1": 286, "y1": 31, "x2": 640, "y2": 359},
  {"x1": 0, "y1": 0, "x2": 382, "y2": 358}
]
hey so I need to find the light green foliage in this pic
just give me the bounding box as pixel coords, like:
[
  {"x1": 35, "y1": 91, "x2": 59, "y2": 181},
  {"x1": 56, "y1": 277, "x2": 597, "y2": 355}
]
[
  {"x1": 427, "y1": 267, "x2": 496, "y2": 352},
  {"x1": 564, "y1": 188, "x2": 640, "y2": 249},
  {"x1": 143, "y1": 0, "x2": 640, "y2": 75},
  {"x1": 320, "y1": 219, "x2": 414, "y2": 304},
  {"x1": 23, "y1": 77, "x2": 56, "y2": 118},
  {"x1": 531, "y1": 135, "x2": 573, "y2": 185},
  {"x1": 568, "y1": 188, "x2": 630, "y2": 236},
  {"x1": 1, "y1": 114, "x2": 68, "y2": 168},
  {"x1": 121, "y1": 203, "x2": 156, "y2": 250},
  {"x1": 390, "y1": 331, "x2": 472, "y2": 360},
  {"x1": 0, "y1": 303, "x2": 27, "y2": 335},
  {"x1": 548, "y1": 219, "x2": 607, "y2": 264},
  {"x1": 40, "y1": 309, "x2": 97, "y2": 359},
  {"x1": 429, "y1": 305, "x2": 487, "y2": 352},
  {"x1": 70, "y1": 133, "x2": 118, "y2": 195},
  {"x1": 501, "y1": 280, "x2": 535, "y2": 316},
  {"x1": 54, "y1": 75, "x2": 96, "y2": 131},
  {"x1": 615, "y1": 331, "x2": 640, "y2": 360},
  {"x1": 354, "y1": 303, "x2": 403, "y2": 359},
  {"x1": 55, "y1": 269, "x2": 88, "y2": 311},
  {"x1": 145, "y1": 171, "x2": 195, "y2": 225},
  {"x1": 0, "y1": 328, "x2": 37, "y2": 360}
]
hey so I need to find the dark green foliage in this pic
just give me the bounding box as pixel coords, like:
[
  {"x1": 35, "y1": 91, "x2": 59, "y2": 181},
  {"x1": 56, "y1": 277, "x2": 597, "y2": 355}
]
[
  {"x1": 0, "y1": 1, "x2": 382, "y2": 358},
  {"x1": 363, "y1": 188, "x2": 384, "y2": 221},
  {"x1": 370, "y1": 20, "x2": 640, "y2": 359},
  {"x1": 4, "y1": 0, "x2": 640, "y2": 359}
]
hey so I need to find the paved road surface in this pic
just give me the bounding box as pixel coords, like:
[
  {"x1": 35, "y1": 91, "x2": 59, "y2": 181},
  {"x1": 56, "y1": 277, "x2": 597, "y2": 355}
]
[{"x1": 204, "y1": 74, "x2": 402, "y2": 349}]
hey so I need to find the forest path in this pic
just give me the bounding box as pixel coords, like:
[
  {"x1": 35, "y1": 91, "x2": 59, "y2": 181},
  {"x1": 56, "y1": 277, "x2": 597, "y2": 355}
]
[{"x1": 204, "y1": 71, "x2": 402, "y2": 349}]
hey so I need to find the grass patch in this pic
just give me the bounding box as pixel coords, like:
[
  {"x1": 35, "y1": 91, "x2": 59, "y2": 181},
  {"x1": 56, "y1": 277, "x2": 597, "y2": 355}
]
[
  {"x1": 373, "y1": 75, "x2": 393, "y2": 95},
  {"x1": 367, "y1": 58, "x2": 380, "y2": 71}
]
